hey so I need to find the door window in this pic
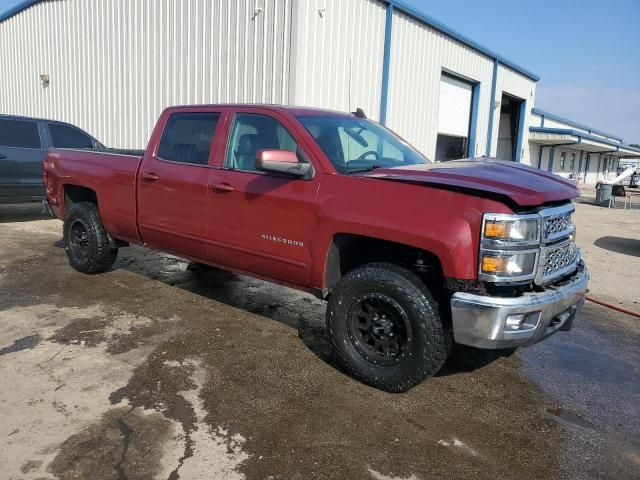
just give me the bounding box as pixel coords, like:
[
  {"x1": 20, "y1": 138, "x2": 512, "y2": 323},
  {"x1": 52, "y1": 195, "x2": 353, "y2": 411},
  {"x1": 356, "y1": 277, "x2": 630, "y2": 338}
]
[
  {"x1": 0, "y1": 119, "x2": 41, "y2": 149},
  {"x1": 49, "y1": 123, "x2": 94, "y2": 149},
  {"x1": 157, "y1": 112, "x2": 221, "y2": 165},
  {"x1": 225, "y1": 114, "x2": 299, "y2": 172}
]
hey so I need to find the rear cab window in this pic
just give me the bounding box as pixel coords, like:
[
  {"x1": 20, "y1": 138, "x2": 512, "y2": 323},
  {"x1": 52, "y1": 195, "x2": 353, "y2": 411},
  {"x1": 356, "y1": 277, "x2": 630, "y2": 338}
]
[
  {"x1": 157, "y1": 112, "x2": 221, "y2": 166},
  {"x1": 48, "y1": 123, "x2": 94, "y2": 149},
  {"x1": 0, "y1": 119, "x2": 42, "y2": 149}
]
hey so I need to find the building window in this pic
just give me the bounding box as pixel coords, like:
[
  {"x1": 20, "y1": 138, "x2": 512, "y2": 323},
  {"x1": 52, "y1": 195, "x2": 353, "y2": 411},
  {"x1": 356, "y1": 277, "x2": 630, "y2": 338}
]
[
  {"x1": 435, "y1": 73, "x2": 473, "y2": 161},
  {"x1": 602, "y1": 157, "x2": 608, "y2": 173},
  {"x1": 560, "y1": 152, "x2": 566, "y2": 171},
  {"x1": 570, "y1": 152, "x2": 576, "y2": 172}
]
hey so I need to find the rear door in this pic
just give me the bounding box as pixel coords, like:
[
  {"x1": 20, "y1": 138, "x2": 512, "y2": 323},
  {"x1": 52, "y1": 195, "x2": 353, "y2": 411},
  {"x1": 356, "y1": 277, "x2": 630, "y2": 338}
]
[
  {"x1": 0, "y1": 118, "x2": 46, "y2": 200},
  {"x1": 206, "y1": 109, "x2": 321, "y2": 286},
  {"x1": 137, "y1": 109, "x2": 224, "y2": 259}
]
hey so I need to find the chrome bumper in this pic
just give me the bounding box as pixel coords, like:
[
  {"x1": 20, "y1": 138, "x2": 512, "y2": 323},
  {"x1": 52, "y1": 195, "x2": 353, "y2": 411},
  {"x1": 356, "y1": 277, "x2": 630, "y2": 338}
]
[{"x1": 451, "y1": 265, "x2": 588, "y2": 349}]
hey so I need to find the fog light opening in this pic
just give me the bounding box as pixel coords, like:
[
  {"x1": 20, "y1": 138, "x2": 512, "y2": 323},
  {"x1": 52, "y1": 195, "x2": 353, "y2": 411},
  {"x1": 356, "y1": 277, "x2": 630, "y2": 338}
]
[{"x1": 505, "y1": 312, "x2": 540, "y2": 332}]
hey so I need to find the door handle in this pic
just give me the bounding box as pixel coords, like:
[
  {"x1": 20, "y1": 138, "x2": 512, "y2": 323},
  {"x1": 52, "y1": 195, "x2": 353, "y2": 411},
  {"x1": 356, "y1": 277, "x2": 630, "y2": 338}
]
[
  {"x1": 212, "y1": 182, "x2": 234, "y2": 192},
  {"x1": 141, "y1": 172, "x2": 159, "y2": 182},
  {"x1": 0, "y1": 154, "x2": 6, "y2": 159}
]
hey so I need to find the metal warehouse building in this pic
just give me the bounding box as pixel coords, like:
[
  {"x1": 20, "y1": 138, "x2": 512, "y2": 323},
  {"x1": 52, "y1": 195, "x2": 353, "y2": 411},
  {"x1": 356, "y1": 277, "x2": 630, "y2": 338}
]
[{"x1": 1, "y1": 0, "x2": 638, "y2": 183}]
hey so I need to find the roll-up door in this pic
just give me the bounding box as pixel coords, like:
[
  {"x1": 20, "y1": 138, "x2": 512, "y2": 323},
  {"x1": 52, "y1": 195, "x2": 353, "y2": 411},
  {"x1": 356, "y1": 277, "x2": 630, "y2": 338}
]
[{"x1": 435, "y1": 74, "x2": 472, "y2": 161}]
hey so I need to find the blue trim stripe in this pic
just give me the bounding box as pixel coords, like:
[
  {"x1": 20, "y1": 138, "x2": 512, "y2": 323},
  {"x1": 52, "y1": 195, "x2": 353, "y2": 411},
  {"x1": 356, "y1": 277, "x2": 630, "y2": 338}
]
[
  {"x1": 515, "y1": 99, "x2": 527, "y2": 162},
  {"x1": 529, "y1": 127, "x2": 640, "y2": 152},
  {"x1": 548, "y1": 147, "x2": 555, "y2": 172},
  {"x1": 467, "y1": 82, "x2": 481, "y2": 157},
  {"x1": 485, "y1": 60, "x2": 499, "y2": 157},
  {"x1": 379, "y1": 3, "x2": 394, "y2": 125},
  {"x1": 531, "y1": 108, "x2": 623, "y2": 142}
]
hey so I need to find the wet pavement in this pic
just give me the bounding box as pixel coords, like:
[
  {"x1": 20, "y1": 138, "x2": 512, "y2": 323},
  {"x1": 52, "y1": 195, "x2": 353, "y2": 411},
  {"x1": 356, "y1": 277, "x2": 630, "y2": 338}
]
[{"x1": 0, "y1": 204, "x2": 639, "y2": 480}]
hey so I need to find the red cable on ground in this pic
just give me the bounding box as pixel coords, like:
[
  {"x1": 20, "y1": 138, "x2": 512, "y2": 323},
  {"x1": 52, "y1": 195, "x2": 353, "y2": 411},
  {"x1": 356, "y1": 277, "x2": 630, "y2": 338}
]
[{"x1": 586, "y1": 295, "x2": 640, "y2": 319}]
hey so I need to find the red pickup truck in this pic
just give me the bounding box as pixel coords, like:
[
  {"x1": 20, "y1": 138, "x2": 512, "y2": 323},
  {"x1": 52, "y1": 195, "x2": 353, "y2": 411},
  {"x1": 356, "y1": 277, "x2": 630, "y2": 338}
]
[{"x1": 43, "y1": 104, "x2": 588, "y2": 392}]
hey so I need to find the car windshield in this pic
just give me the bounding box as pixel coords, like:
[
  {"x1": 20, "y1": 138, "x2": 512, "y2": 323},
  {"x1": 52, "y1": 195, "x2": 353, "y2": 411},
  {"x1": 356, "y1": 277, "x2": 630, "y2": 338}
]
[{"x1": 297, "y1": 115, "x2": 430, "y2": 173}]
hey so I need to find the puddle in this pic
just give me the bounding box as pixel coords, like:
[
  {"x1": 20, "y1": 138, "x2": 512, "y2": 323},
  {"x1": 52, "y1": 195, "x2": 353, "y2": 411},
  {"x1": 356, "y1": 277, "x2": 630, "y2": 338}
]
[
  {"x1": 546, "y1": 407, "x2": 595, "y2": 430},
  {"x1": 0, "y1": 334, "x2": 41, "y2": 356}
]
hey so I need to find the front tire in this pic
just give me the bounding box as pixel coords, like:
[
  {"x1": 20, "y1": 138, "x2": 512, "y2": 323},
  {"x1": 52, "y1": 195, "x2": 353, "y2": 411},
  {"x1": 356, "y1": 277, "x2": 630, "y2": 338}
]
[
  {"x1": 63, "y1": 202, "x2": 117, "y2": 274},
  {"x1": 327, "y1": 263, "x2": 451, "y2": 392}
]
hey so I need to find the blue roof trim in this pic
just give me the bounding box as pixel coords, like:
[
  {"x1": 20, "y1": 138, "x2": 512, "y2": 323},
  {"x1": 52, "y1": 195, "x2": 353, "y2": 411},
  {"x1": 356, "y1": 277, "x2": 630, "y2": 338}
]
[
  {"x1": 0, "y1": 0, "x2": 39, "y2": 22},
  {"x1": 529, "y1": 127, "x2": 640, "y2": 153},
  {"x1": 531, "y1": 108, "x2": 624, "y2": 142},
  {"x1": 385, "y1": 0, "x2": 540, "y2": 81}
]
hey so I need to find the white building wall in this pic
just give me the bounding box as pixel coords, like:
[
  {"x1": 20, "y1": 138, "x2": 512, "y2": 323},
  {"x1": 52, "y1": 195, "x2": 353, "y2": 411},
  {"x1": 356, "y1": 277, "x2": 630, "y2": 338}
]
[
  {"x1": 543, "y1": 117, "x2": 589, "y2": 134},
  {"x1": 0, "y1": 0, "x2": 293, "y2": 149},
  {"x1": 385, "y1": 10, "x2": 494, "y2": 159},
  {"x1": 530, "y1": 112, "x2": 542, "y2": 128},
  {"x1": 290, "y1": 0, "x2": 386, "y2": 121},
  {"x1": 489, "y1": 64, "x2": 536, "y2": 164}
]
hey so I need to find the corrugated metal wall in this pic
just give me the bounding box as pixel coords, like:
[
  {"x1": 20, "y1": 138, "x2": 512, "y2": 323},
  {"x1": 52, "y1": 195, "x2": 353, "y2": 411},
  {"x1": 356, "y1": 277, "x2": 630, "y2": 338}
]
[
  {"x1": 0, "y1": 0, "x2": 293, "y2": 148},
  {"x1": 385, "y1": 10, "x2": 494, "y2": 160},
  {"x1": 290, "y1": 0, "x2": 386, "y2": 121},
  {"x1": 490, "y1": 64, "x2": 536, "y2": 163}
]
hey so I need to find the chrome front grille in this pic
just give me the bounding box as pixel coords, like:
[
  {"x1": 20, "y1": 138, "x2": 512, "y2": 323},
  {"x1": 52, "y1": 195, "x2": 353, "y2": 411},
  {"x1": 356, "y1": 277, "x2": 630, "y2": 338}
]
[
  {"x1": 541, "y1": 204, "x2": 575, "y2": 244},
  {"x1": 536, "y1": 203, "x2": 580, "y2": 285},
  {"x1": 539, "y1": 240, "x2": 580, "y2": 283}
]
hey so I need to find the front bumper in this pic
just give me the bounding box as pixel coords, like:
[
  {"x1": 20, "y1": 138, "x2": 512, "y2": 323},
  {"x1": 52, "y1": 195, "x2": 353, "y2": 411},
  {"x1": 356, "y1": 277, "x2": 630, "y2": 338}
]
[{"x1": 451, "y1": 264, "x2": 588, "y2": 349}]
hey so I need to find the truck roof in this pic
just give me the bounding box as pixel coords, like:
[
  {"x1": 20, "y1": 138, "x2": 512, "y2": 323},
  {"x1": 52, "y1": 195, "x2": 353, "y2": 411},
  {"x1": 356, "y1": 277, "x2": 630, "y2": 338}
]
[{"x1": 165, "y1": 104, "x2": 354, "y2": 118}]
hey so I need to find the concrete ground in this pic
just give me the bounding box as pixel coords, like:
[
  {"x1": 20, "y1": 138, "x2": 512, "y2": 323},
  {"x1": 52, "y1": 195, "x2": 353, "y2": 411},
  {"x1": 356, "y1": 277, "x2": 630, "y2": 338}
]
[{"x1": 0, "y1": 199, "x2": 639, "y2": 480}]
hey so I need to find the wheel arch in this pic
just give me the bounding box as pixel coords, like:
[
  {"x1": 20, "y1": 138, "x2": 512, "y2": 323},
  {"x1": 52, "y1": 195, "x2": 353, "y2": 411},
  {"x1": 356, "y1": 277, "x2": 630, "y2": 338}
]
[
  {"x1": 321, "y1": 233, "x2": 446, "y2": 298},
  {"x1": 62, "y1": 184, "x2": 98, "y2": 216}
]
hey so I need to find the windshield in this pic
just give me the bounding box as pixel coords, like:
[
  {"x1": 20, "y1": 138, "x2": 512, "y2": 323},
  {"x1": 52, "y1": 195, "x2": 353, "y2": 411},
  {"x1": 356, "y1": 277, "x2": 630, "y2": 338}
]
[{"x1": 297, "y1": 115, "x2": 430, "y2": 173}]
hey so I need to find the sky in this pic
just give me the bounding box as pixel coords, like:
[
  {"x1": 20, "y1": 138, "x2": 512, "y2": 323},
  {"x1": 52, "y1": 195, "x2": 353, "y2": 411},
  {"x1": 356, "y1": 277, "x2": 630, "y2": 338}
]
[
  {"x1": 1, "y1": 0, "x2": 638, "y2": 143},
  {"x1": 402, "y1": 0, "x2": 640, "y2": 144}
]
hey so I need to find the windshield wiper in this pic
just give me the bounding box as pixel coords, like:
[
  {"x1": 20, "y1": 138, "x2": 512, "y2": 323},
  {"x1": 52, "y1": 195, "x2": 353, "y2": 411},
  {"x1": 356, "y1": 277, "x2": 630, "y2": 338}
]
[{"x1": 346, "y1": 165, "x2": 382, "y2": 173}]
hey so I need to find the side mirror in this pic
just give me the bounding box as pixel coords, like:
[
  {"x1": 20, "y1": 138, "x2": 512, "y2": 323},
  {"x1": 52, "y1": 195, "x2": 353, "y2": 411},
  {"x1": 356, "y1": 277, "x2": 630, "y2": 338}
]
[{"x1": 255, "y1": 149, "x2": 312, "y2": 178}]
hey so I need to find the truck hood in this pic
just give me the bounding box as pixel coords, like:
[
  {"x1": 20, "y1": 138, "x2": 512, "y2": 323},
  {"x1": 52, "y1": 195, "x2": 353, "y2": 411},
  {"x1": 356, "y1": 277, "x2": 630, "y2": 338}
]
[{"x1": 355, "y1": 157, "x2": 580, "y2": 207}]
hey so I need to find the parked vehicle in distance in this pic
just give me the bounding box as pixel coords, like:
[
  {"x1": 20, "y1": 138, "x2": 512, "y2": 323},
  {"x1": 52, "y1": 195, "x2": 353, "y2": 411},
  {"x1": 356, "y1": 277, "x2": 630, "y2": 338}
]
[
  {"x1": 43, "y1": 104, "x2": 589, "y2": 392},
  {"x1": 0, "y1": 114, "x2": 104, "y2": 204}
]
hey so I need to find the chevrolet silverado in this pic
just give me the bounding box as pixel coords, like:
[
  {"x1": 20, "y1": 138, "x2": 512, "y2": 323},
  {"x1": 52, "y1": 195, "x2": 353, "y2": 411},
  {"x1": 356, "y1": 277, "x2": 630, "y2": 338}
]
[{"x1": 43, "y1": 104, "x2": 588, "y2": 392}]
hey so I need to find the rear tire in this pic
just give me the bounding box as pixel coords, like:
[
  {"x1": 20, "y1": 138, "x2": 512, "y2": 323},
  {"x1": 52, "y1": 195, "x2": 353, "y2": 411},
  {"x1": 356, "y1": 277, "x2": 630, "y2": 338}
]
[
  {"x1": 63, "y1": 202, "x2": 117, "y2": 274},
  {"x1": 326, "y1": 263, "x2": 451, "y2": 392}
]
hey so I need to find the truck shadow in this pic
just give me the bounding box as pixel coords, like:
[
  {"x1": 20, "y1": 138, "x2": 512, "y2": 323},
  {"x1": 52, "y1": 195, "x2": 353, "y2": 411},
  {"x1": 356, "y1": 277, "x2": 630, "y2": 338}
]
[
  {"x1": 594, "y1": 236, "x2": 640, "y2": 257},
  {"x1": 112, "y1": 247, "x2": 508, "y2": 379},
  {"x1": 0, "y1": 203, "x2": 48, "y2": 223}
]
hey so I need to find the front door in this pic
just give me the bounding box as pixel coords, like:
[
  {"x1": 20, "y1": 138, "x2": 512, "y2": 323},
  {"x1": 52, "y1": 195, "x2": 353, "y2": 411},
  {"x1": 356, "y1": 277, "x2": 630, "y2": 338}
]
[
  {"x1": 206, "y1": 110, "x2": 320, "y2": 286},
  {"x1": 137, "y1": 110, "x2": 223, "y2": 259},
  {"x1": 0, "y1": 118, "x2": 46, "y2": 200}
]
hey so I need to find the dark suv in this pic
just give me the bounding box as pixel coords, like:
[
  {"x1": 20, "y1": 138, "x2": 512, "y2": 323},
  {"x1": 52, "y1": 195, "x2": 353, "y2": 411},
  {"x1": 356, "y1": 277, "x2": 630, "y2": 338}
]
[{"x1": 0, "y1": 115, "x2": 103, "y2": 204}]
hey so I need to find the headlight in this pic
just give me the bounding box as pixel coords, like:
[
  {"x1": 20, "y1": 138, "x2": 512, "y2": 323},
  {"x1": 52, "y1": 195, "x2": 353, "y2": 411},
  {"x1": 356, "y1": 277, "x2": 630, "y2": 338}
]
[
  {"x1": 479, "y1": 213, "x2": 540, "y2": 283},
  {"x1": 482, "y1": 214, "x2": 540, "y2": 246},
  {"x1": 479, "y1": 250, "x2": 538, "y2": 280}
]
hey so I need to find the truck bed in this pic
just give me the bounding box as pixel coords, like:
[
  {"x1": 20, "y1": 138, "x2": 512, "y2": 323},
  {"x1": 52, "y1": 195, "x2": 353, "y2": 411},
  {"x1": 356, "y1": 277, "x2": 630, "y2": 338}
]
[{"x1": 45, "y1": 148, "x2": 144, "y2": 243}]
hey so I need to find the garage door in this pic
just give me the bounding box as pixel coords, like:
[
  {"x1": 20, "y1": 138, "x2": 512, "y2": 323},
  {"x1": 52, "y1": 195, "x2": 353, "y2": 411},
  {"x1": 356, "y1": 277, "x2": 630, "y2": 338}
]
[{"x1": 435, "y1": 74, "x2": 472, "y2": 161}]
